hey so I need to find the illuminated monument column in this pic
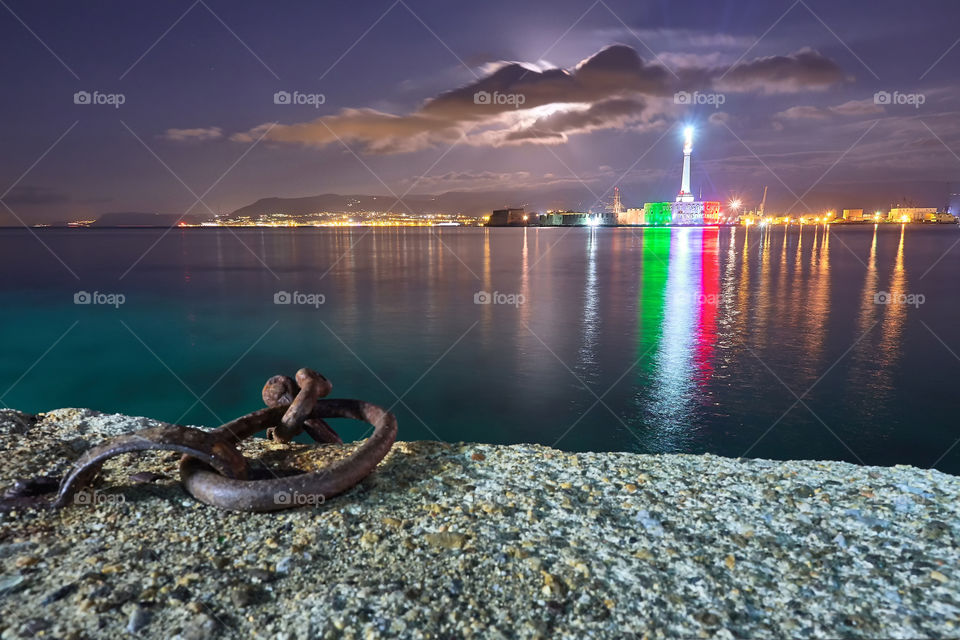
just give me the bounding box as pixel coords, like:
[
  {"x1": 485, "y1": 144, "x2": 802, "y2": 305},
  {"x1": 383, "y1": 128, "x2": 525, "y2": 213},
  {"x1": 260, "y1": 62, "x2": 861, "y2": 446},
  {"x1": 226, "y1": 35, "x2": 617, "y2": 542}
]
[
  {"x1": 676, "y1": 126, "x2": 694, "y2": 204},
  {"x1": 670, "y1": 127, "x2": 717, "y2": 224}
]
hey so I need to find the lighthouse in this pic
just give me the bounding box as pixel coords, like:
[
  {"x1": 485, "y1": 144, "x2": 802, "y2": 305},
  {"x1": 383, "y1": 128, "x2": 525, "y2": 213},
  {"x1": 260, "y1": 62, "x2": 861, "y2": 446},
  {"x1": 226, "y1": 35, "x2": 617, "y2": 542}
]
[
  {"x1": 667, "y1": 126, "x2": 718, "y2": 224},
  {"x1": 676, "y1": 126, "x2": 694, "y2": 203}
]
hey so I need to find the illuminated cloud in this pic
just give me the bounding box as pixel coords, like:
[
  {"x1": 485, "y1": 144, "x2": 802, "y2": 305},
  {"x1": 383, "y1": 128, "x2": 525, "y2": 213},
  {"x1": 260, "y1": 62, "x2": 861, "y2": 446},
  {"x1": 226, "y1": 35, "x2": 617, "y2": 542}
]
[
  {"x1": 829, "y1": 99, "x2": 885, "y2": 116},
  {"x1": 163, "y1": 126, "x2": 223, "y2": 142},
  {"x1": 775, "y1": 98, "x2": 884, "y2": 120},
  {"x1": 708, "y1": 111, "x2": 732, "y2": 125},
  {"x1": 776, "y1": 105, "x2": 833, "y2": 120},
  {"x1": 229, "y1": 45, "x2": 846, "y2": 154},
  {"x1": 503, "y1": 98, "x2": 649, "y2": 143},
  {"x1": 592, "y1": 27, "x2": 757, "y2": 51}
]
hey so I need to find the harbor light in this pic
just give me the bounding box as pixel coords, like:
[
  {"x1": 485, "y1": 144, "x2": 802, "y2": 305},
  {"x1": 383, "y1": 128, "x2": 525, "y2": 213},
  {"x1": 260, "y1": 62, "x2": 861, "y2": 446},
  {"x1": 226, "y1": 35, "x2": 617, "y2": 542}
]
[{"x1": 677, "y1": 126, "x2": 695, "y2": 203}]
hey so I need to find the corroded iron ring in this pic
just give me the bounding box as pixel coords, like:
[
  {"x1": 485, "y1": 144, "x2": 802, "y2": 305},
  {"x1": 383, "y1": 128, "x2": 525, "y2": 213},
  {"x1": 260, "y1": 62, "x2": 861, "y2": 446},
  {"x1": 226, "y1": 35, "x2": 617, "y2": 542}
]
[
  {"x1": 275, "y1": 368, "x2": 329, "y2": 442},
  {"x1": 0, "y1": 369, "x2": 397, "y2": 513},
  {"x1": 52, "y1": 424, "x2": 250, "y2": 508},
  {"x1": 179, "y1": 399, "x2": 397, "y2": 512},
  {"x1": 262, "y1": 373, "x2": 342, "y2": 444}
]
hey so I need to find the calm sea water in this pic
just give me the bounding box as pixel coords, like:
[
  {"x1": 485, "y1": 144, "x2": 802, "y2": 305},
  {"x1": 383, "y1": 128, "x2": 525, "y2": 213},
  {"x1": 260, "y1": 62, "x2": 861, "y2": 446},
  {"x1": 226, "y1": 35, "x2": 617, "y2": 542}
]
[{"x1": 1, "y1": 225, "x2": 958, "y2": 472}]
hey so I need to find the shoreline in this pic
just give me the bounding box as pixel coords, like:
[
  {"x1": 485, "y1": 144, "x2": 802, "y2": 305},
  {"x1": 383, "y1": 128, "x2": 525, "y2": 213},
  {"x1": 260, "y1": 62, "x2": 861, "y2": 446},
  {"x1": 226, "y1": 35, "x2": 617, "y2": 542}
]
[
  {"x1": 4, "y1": 221, "x2": 959, "y2": 230},
  {"x1": 0, "y1": 222, "x2": 960, "y2": 231},
  {"x1": 2, "y1": 408, "x2": 959, "y2": 638}
]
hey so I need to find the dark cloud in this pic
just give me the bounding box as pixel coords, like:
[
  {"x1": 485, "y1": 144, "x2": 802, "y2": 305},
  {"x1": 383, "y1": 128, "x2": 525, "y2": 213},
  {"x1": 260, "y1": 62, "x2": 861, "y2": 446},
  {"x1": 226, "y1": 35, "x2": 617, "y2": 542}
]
[
  {"x1": 2, "y1": 185, "x2": 69, "y2": 205},
  {"x1": 231, "y1": 45, "x2": 847, "y2": 154},
  {"x1": 408, "y1": 170, "x2": 534, "y2": 190},
  {"x1": 711, "y1": 49, "x2": 848, "y2": 94},
  {"x1": 421, "y1": 45, "x2": 671, "y2": 121}
]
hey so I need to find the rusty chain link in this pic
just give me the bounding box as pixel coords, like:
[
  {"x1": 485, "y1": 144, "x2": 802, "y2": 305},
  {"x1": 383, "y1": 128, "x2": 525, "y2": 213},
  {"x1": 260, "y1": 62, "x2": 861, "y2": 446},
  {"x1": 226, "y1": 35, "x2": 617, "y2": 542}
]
[{"x1": 0, "y1": 368, "x2": 397, "y2": 513}]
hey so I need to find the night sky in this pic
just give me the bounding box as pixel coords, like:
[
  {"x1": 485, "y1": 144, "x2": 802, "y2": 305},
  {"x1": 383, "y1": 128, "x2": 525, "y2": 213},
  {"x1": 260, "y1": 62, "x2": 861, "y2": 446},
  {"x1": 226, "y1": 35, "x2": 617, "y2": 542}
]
[{"x1": 2, "y1": 0, "x2": 960, "y2": 223}]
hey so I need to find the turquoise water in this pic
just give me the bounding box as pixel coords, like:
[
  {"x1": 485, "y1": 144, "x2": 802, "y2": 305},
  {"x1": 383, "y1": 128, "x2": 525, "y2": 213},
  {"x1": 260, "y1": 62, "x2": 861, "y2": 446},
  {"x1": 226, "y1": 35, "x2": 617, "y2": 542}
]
[{"x1": 1, "y1": 225, "x2": 958, "y2": 471}]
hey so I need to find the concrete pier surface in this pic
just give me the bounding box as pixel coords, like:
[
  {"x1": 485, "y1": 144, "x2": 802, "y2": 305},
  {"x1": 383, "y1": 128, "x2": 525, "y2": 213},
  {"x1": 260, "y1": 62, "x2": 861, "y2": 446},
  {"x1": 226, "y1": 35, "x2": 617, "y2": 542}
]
[{"x1": 1, "y1": 408, "x2": 958, "y2": 639}]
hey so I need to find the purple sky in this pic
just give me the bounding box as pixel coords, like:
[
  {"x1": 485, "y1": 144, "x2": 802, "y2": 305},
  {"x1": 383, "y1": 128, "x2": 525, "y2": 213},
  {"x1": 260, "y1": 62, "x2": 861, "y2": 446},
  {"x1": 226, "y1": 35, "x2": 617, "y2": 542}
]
[{"x1": 2, "y1": 0, "x2": 960, "y2": 223}]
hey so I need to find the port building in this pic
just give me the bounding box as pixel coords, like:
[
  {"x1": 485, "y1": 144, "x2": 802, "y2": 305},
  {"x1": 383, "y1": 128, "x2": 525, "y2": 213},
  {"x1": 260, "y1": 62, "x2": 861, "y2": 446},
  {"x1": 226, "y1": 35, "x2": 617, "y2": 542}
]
[
  {"x1": 487, "y1": 208, "x2": 527, "y2": 226},
  {"x1": 887, "y1": 207, "x2": 937, "y2": 223}
]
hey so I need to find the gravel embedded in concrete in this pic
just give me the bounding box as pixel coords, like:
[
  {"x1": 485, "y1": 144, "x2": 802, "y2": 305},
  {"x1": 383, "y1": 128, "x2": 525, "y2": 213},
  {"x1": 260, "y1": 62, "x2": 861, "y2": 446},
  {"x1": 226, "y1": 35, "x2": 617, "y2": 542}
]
[{"x1": 1, "y1": 408, "x2": 959, "y2": 639}]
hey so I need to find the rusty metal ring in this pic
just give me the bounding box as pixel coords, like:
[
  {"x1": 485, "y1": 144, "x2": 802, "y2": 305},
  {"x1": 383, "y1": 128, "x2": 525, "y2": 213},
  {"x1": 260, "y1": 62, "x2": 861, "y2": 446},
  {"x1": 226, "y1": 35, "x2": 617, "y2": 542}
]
[
  {"x1": 0, "y1": 369, "x2": 398, "y2": 513},
  {"x1": 276, "y1": 368, "x2": 332, "y2": 442},
  {"x1": 179, "y1": 399, "x2": 397, "y2": 512},
  {"x1": 52, "y1": 424, "x2": 251, "y2": 508},
  {"x1": 261, "y1": 373, "x2": 341, "y2": 444}
]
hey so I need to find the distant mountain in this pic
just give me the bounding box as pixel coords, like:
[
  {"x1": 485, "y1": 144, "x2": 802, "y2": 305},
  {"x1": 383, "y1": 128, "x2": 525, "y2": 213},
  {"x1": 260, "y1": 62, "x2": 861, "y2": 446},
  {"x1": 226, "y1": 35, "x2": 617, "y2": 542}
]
[
  {"x1": 90, "y1": 212, "x2": 213, "y2": 227},
  {"x1": 228, "y1": 188, "x2": 610, "y2": 220},
  {"x1": 227, "y1": 180, "x2": 957, "y2": 221}
]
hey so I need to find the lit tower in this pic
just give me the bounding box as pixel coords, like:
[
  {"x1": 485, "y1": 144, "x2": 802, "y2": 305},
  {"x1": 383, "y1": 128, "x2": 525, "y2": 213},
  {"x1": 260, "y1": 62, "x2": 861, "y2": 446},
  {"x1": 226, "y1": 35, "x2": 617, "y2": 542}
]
[
  {"x1": 676, "y1": 126, "x2": 694, "y2": 203},
  {"x1": 612, "y1": 186, "x2": 622, "y2": 214}
]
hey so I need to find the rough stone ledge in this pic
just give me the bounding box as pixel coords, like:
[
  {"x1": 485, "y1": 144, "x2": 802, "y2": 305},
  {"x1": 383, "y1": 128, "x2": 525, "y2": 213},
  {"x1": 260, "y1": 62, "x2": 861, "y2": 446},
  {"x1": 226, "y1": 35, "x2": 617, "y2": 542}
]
[{"x1": 1, "y1": 408, "x2": 958, "y2": 639}]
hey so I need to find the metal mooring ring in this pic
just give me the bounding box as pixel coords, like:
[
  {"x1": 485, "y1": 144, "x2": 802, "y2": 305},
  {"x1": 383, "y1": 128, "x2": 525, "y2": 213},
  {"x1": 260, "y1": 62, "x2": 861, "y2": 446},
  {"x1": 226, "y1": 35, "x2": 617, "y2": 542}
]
[
  {"x1": 0, "y1": 369, "x2": 397, "y2": 513},
  {"x1": 22, "y1": 424, "x2": 249, "y2": 510},
  {"x1": 179, "y1": 399, "x2": 397, "y2": 512}
]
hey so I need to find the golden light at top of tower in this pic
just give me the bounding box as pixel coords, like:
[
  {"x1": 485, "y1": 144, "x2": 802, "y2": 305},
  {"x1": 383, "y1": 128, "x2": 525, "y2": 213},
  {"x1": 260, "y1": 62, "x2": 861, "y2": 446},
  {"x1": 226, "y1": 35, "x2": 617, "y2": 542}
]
[{"x1": 683, "y1": 126, "x2": 694, "y2": 154}]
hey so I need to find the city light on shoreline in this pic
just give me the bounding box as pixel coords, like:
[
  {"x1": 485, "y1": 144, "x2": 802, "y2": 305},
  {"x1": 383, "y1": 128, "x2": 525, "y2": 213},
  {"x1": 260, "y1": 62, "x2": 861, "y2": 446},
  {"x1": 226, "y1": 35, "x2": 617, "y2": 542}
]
[{"x1": 47, "y1": 116, "x2": 959, "y2": 231}]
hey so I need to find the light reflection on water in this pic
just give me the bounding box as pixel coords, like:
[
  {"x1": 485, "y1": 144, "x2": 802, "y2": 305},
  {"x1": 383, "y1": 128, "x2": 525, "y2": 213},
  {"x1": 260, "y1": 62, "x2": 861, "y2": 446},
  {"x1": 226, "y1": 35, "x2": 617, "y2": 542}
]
[{"x1": 0, "y1": 225, "x2": 958, "y2": 472}]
